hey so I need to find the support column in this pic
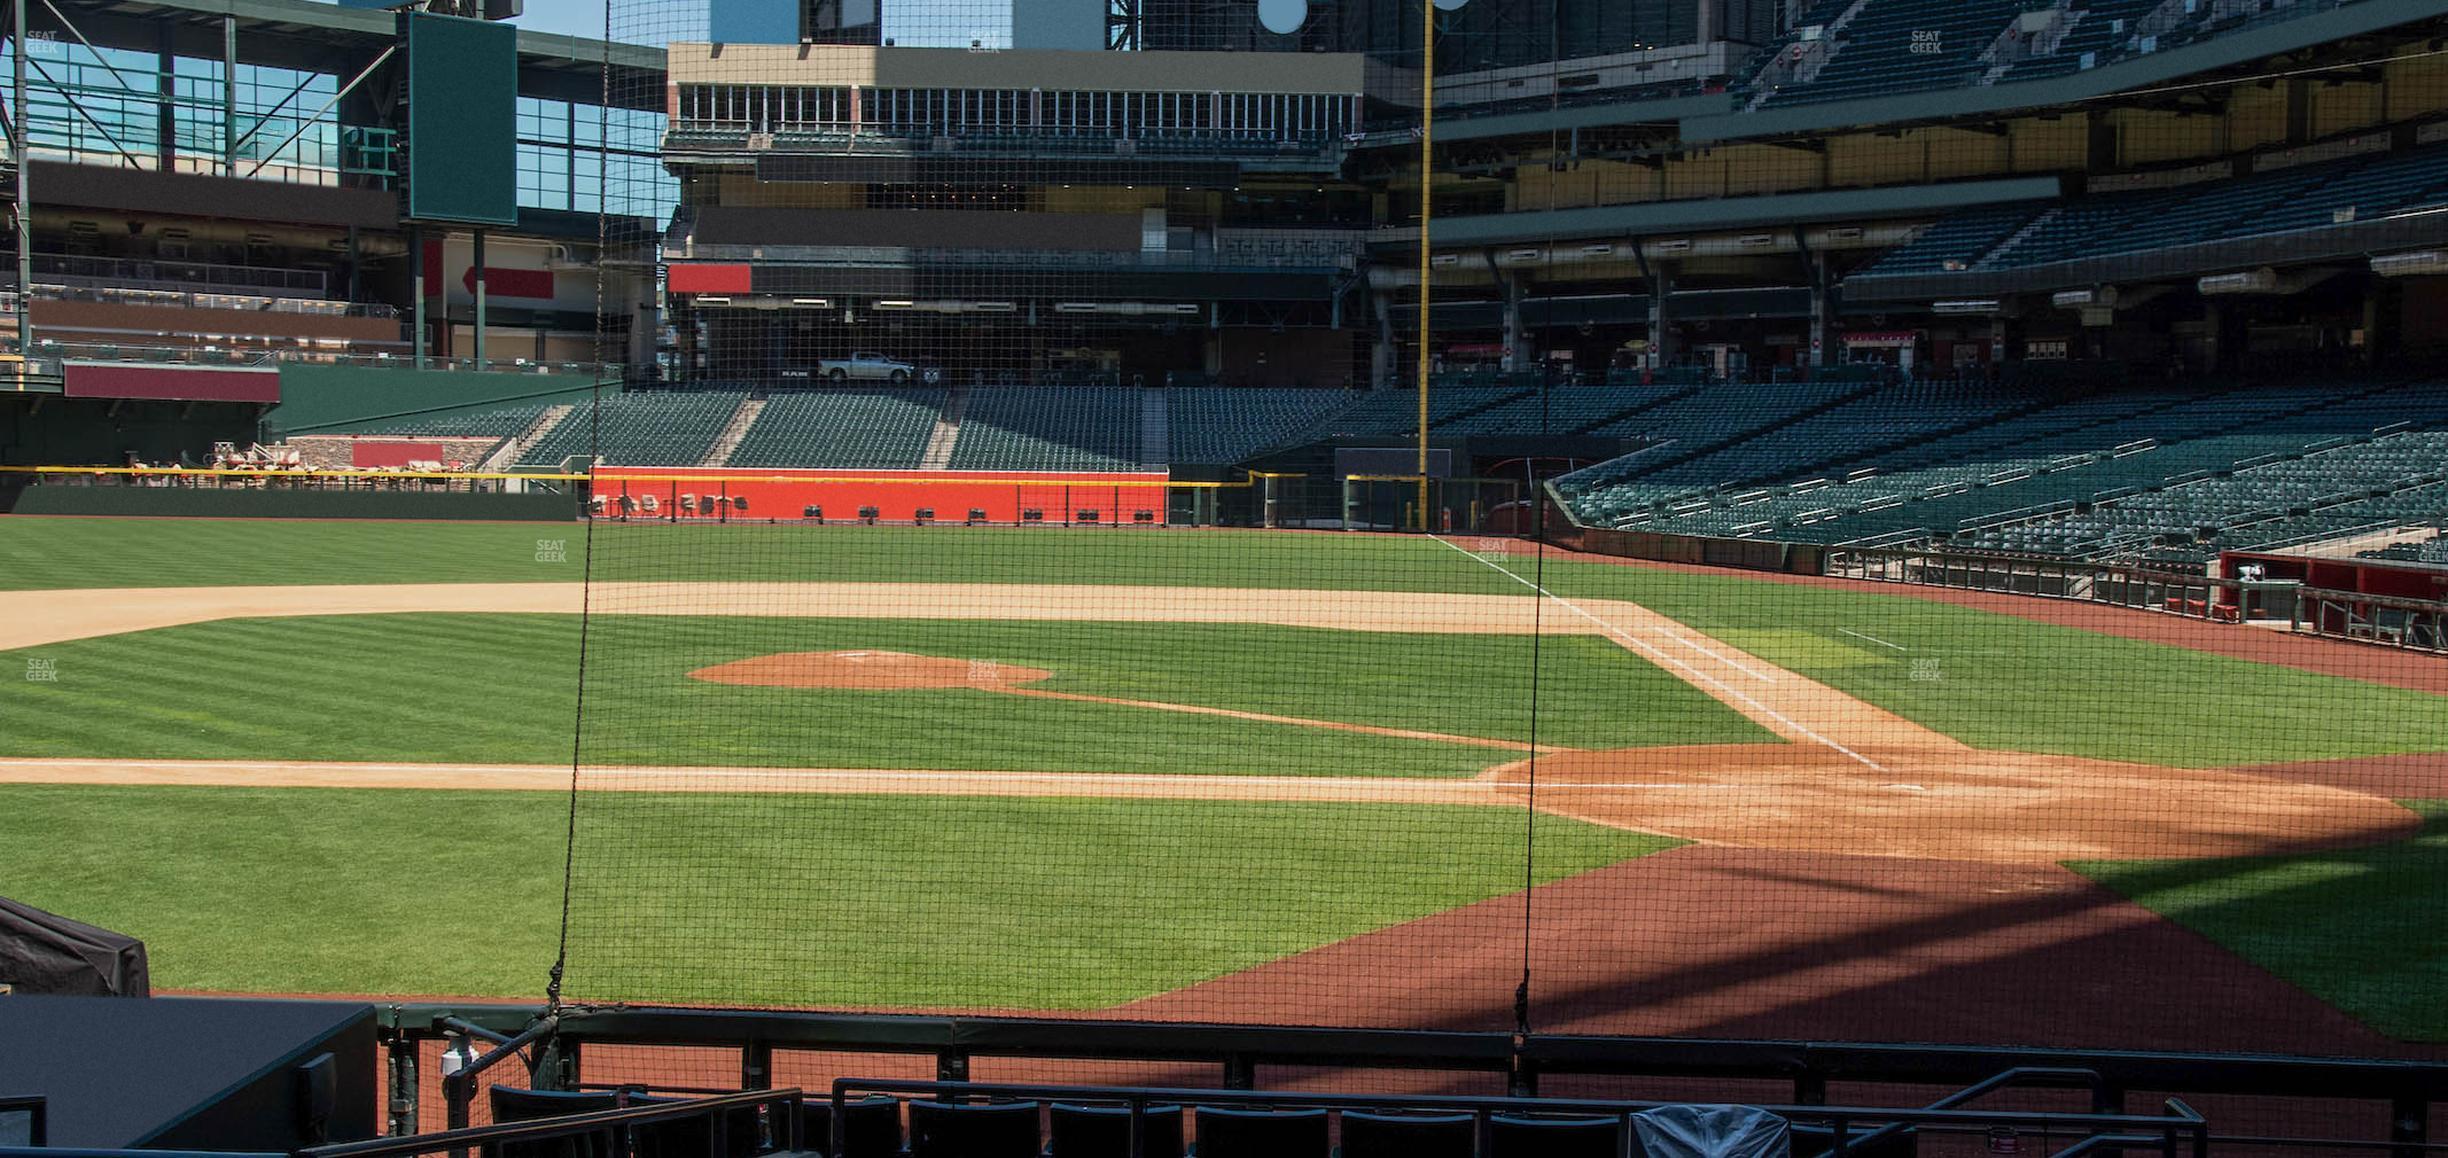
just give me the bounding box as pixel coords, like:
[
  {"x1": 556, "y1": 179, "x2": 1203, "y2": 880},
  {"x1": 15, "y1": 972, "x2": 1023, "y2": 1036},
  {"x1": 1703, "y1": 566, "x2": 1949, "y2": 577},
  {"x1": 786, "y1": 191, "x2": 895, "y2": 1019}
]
[
  {"x1": 221, "y1": 15, "x2": 237, "y2": 176},
  {"x1": 2285, "y1": 77, "x2": 2314, "y2": 146},
  {"x1": 2364, "y1": 277, "x2": 2398, "y2": 368},
  {"x1": 410, "y1": 223, "x2": 426, "y2": 367},
  {"x1": 1807, "y1": 253, "x2": 1838, "y2": 370},
  {"x1": 156, "y1": 22, "x2": 176, "y2": 168},
  {"x1": 13, "y1": 0, "x2": 32, "y2": 364},
  {"x1": 1501, "y1": 272, "x2": 1526, "y2": 373},
  {"x1": 472, "y1": 229, "x2": 487, "y2": 368},
  {"x1": 627, "y1": 280, "x2": 655, "y2": 382},
  {"x1": 2085, "y1": 109, "x2": 2118, "y2": 173},
  {"x1": 1370, "y1": 293, "x2": 1394, "y2": 391},
  {"x1": 1647, "y1": 262, "x2": 1676, "y2": 370}
]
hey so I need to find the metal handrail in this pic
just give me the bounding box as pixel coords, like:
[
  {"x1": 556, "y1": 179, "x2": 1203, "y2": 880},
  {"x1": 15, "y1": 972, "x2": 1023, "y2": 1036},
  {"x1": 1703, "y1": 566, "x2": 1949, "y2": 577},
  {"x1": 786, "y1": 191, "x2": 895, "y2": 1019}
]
[
  {"x1": 1834, "y1": 1066, "x2": 2106, "y2": 1157},
  {"x1": 302, "y1": 1089, "x2": 804, "y2": 1158},
  {"x1": 832, "y1": 1077, "x2": 2205, "y2": 1158}
]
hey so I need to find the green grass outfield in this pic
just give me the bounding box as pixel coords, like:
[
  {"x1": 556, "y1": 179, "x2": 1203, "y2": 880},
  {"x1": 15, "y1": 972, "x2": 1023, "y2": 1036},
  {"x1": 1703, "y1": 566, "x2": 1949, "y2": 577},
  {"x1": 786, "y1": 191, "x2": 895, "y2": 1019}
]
[
  {"x1": 0, "y1": 784, "x2": 1671, "y2": 1006},
  {"x1": 2075, "y1": 799, "x2": 2448, "y2": 1041},
  {"x1": 0, "y1": 613, "x2": 1767, "y2": 774}
]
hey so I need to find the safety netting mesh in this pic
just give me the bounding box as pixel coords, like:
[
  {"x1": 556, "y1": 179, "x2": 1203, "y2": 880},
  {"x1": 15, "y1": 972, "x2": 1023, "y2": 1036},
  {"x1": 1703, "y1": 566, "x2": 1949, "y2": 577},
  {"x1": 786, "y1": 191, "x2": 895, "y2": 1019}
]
[{"x1": 534, "y1": 0, "x2": 2448, "y2": 1065}]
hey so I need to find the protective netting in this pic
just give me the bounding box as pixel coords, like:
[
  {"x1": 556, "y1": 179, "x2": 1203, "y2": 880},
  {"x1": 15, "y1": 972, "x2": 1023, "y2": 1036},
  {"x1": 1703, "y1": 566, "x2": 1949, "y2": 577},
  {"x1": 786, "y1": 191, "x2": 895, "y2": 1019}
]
[{"x1": 543, "y1": 0, "x2": 2448, "y2": 1065}]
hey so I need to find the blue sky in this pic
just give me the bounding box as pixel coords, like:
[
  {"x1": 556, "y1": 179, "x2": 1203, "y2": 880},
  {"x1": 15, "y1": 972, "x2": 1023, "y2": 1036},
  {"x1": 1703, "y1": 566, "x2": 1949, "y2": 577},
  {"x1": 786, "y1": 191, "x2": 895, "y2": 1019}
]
[{"x1": 499, "y1": 0, "x2": 613, "y2": 40}]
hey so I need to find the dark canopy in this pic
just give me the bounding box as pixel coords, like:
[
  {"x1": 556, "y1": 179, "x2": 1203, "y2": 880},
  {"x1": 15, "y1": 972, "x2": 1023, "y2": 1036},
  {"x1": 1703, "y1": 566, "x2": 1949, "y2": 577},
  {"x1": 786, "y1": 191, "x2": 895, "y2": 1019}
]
[{"x1": 0, "y1": 897, "x2": 148, "y2": 997}]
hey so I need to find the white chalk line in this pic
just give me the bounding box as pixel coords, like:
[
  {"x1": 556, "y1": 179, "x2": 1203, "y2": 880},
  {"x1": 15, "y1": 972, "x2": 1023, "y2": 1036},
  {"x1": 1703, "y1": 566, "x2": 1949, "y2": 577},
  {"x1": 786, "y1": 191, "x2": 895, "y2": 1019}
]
[
  {"x1": 1429, "y1": 537, "x2": 1889, "y2": 774},
  {"x1": 1837, "y1": 627, "x2": 1909, "y2": 652},
  {"x1": 0, "y1": 757, "x2": 1746, "y2": 795}
]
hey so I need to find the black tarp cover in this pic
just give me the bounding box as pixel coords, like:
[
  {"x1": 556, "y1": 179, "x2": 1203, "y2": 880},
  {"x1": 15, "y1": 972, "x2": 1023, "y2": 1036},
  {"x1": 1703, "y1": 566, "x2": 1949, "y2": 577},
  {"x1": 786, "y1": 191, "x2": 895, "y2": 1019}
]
[{"x1": 0, "y1": 896, "x2": 148, "y2": 996}]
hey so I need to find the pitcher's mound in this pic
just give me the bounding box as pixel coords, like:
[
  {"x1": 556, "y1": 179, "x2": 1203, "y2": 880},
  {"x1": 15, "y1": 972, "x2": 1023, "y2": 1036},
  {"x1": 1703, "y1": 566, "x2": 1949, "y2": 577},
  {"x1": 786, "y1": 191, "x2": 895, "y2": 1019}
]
[{"x1": 689, "y1": 650, "x2": 1053, "y2": 690}]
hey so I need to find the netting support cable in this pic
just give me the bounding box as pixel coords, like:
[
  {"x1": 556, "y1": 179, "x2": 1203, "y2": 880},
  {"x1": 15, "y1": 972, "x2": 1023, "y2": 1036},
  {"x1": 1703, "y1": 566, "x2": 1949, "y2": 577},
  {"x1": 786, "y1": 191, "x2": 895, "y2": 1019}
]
[
  {"x1": 548, "y1": 15, "x2": 619, "y2": 1004},
  {"x1": 542, "y1": 388, "x2": 601, "y2": 1018},
  {"x1": 1515, "y1": 382, "x2": 1551, "y2": 1058}
]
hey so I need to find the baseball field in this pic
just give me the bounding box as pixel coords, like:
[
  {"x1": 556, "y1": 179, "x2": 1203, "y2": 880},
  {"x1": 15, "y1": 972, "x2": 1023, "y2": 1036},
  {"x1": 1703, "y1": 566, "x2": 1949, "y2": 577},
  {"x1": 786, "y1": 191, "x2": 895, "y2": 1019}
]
[{"x1": 2, "y1": 515, "x2": 2444, "y2": 1052}]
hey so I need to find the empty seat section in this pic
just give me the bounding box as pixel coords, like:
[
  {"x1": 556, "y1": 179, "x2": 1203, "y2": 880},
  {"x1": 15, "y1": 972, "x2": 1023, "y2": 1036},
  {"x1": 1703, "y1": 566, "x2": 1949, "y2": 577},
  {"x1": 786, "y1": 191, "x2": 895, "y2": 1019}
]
[
  {"x1": 727, "y1": 390, "x2": 946, "y2": 469},
  {"x1": 1164, "y1": 388, "x2": 1347, "y2": 464},
  {"x1": 1760, "y1": 0, "x2": 2031, "y2": 107},
  {"x1": 949, "y1": 387, "x2": 1141, "y2": 470},
  {"x1": 1867, "y1": 142, "x2": 2448, "y2": 278},
  {"x1": 517, "y1": 392, "x2": 749, "y2": 468}
]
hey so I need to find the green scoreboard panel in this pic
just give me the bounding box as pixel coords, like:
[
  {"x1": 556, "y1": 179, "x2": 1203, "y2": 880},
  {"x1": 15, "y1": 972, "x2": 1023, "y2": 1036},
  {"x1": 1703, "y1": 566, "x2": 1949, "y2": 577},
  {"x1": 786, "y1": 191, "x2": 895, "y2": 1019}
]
[{"x1": 403, "y1": 12, "x2": 519, "y2": 225}]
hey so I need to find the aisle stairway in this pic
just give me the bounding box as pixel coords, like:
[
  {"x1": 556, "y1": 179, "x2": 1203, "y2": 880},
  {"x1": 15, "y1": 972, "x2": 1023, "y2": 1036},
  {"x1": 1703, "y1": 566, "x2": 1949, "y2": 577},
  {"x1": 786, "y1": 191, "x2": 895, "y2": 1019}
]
[
  {"x1": 921, "y1": 387, "x2": 969, "y2": 471},
  {"x1": 701, "y1": 397, "x2": 767, "y2": 467},
  {"x1": 1140, "y1": 388, "x2": 1170, "y2": 469},
  {"x1": 480, "y1": 404, "x2": 574, "y2": 473}
]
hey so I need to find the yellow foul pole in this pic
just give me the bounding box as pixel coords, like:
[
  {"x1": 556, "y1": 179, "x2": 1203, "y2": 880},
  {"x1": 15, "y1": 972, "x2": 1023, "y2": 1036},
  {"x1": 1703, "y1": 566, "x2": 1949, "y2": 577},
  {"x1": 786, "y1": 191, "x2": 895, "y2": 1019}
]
[{"x1": 1414, "y1": 0, "x2": 1434, "y2": 530}]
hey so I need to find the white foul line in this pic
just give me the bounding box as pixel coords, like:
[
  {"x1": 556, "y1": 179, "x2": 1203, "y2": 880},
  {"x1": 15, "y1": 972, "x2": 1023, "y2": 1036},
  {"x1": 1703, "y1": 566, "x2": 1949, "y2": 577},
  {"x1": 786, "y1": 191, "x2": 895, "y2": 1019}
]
[
  {"x1": 1639, "y1": 623, "x2": 1776, "y2": 680},
  {"x1": 1837, "y1": 627, "x2": 1909, "y2": 652},
  {"x1": 1430, "y1": 537, "x2": 1888, "y2": 774}
]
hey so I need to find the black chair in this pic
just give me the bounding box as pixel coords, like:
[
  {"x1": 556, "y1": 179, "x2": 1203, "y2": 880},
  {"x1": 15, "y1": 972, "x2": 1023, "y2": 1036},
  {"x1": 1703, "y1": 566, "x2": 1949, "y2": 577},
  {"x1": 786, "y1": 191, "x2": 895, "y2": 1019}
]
[
  {"x1": 1490, "y1": 1113, "x2": 1621, "y2": 1158},
  {"x1": 484, "y1": 1087, "x2": 619, "y2": 1158},
  {"x1": 1338, "y1": 1111, "x2": 1474, "y2": 1158},
  {"x1": 625, "y1": 1092, "x2": 763, "y2": 1158},
  {"x1": 907, "y1": 1099, "x2": 1042, "y2": 1158},
  {"x1": 1189, "y1": 1107, "x2": 1328, "y2": 1158},
  {"x1": 1047, "y1": 1103, "x2": 1183, "y2": 1158},
  {"x1": 797, "y1": 1097, "x2": 904, "y2": 1158}
]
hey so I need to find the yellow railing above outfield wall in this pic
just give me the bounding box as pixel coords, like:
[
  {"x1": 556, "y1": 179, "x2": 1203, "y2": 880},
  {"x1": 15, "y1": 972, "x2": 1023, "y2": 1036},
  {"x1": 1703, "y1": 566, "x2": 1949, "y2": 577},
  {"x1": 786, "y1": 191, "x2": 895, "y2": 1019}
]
[{"x1": 0, "y1": 465, "x2": 1260, "y2": 488}]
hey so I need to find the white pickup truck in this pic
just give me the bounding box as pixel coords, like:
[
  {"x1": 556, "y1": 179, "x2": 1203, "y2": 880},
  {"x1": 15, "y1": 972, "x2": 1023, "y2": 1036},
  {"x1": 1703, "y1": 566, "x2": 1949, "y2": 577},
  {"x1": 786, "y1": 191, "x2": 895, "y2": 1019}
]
[{"x1": 815, "y1": 352, "x2": 917, "y2": 383}]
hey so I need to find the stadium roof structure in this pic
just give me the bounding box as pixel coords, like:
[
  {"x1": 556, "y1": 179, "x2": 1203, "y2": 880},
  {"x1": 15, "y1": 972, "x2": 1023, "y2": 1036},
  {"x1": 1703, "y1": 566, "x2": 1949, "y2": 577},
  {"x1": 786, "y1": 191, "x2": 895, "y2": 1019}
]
[
  {"x1": 1342, "y1": 0, "x2": 2448, "y2": 151},
  {"x1": 1683, "y1": 0, "x2": 2448, "y2": 143},
  {"x1": 44, "y1": 0, "x2": 662, "y2": 102}
]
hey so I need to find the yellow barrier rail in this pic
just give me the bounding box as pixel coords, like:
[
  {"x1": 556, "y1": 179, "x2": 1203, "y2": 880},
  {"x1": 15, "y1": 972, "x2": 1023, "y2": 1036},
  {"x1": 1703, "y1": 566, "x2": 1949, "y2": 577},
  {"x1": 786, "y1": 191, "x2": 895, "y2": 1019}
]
[{"x1": 0, "y1": 465, "x2": 1254, "y2": 488}]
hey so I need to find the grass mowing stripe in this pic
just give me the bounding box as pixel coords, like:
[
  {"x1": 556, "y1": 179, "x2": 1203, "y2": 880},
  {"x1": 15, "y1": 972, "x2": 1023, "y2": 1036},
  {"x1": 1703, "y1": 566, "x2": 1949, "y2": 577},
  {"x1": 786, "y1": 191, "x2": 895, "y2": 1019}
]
[
  {"x1": 0, "y1": 520, "x2": 1515, "y2": 594},
  {"x1": 2072, "y1": 799, "x2": 2448, "y2": 1042},
  {"x1": 0, "y1": 613, "x2": 1771, "y2": 774},
  {"x1": 0, "y1": 784, "x2": 1674, "y2": 1006}
]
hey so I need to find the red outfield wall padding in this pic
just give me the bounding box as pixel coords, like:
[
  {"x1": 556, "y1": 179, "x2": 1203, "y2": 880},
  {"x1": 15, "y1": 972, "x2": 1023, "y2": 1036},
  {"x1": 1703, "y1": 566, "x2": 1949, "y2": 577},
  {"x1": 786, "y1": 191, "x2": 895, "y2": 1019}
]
[
  {"x1": 61, "y1": 363, "x2": 280, "y2": 403},
  {"x1": 349, "y1": 440, "x2": 455, "y2": 468},
  {"x1": 596, "y1": 467, "x2": 1173, "y2": 524},
  {"x1": 664, "y1": 264, "x2": 755, "y2": 294}
]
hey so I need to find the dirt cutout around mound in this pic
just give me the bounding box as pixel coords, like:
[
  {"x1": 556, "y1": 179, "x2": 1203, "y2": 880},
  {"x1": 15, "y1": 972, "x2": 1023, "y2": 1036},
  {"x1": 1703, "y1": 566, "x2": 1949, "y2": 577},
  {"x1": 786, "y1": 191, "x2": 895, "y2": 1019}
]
[
  {"x1": 690, "y1": 649, "x2": 1549, "y2": 751},
  {"x1": 1482, "y1": 744, "x2": 2419, "y2": 862},
  {"x1": 690, "y1": 650, "x2": 1052, "y2": 690}
]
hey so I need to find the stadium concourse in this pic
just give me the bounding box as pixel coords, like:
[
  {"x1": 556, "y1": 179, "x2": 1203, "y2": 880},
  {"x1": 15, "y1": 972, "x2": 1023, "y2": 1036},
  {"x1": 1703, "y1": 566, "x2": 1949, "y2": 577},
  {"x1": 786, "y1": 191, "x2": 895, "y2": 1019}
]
[{"x1": 7, "y1": 0, "x2": 2448, "y2": 1153}]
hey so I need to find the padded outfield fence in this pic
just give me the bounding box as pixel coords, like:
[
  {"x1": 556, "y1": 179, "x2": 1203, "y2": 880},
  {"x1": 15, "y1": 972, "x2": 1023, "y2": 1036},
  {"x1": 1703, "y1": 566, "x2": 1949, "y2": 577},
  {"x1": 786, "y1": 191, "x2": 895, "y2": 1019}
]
[{"x1": 0, "y1": 467, "x2": 1536, "y2": 532}]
